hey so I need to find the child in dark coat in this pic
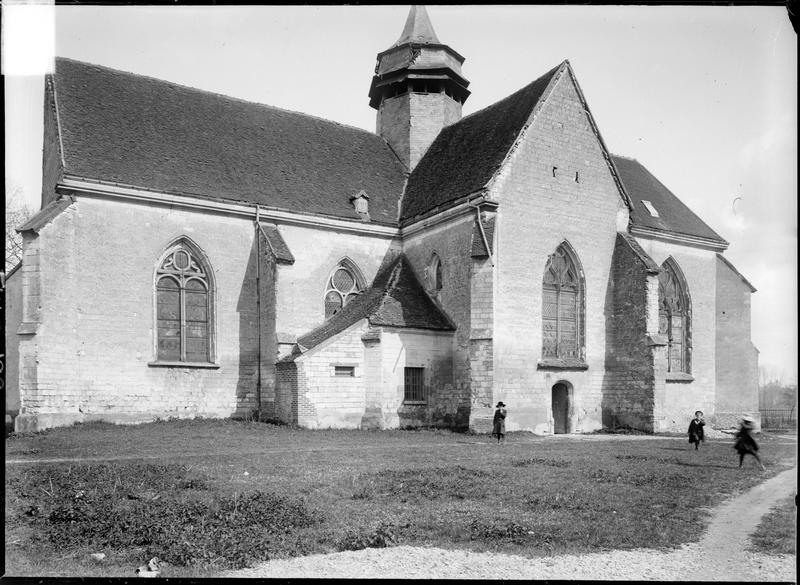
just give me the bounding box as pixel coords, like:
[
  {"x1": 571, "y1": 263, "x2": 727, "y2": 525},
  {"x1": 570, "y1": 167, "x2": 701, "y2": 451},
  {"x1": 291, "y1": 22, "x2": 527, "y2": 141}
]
[
  {"x1": 492, "y1": 402, "x2": 506, "y2": 444},
  {"x1": 688, "y1": 410, "x2": 705, "y2": 450},
  {"x1": 734, "y1": 416, "x2": 765, "y2": 470}
]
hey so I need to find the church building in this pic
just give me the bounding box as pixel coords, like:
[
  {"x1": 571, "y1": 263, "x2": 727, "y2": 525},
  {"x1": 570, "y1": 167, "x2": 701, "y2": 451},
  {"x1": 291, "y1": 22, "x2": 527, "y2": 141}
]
[{"x1": 5, "y1": 6, "x2": 759, "y2": 433}]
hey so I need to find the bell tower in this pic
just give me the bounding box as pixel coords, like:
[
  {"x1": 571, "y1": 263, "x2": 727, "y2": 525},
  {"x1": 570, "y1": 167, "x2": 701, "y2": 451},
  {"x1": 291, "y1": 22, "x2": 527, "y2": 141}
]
[{"x1": 368, "y1": 5, "x2": 470, "y2": 170}]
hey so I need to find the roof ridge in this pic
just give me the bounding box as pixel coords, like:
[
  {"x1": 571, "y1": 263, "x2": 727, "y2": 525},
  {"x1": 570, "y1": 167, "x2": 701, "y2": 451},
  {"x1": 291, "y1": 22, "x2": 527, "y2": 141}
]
[
  {"x1": 457, "y1": 62, "x2": 563, "y2": 124},
  {"x1": 54, "y1": 57, "x2": 382, "y2": 140}
]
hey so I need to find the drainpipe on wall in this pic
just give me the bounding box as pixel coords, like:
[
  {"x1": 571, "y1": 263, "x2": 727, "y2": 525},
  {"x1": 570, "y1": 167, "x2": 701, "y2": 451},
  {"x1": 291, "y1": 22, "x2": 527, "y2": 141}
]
[
  {"x1": 255, "y1": 206, "x2": 262, "y2": 420},
  {"x1": 469, "y1": 201, "x2": 494, "y2": 267}
]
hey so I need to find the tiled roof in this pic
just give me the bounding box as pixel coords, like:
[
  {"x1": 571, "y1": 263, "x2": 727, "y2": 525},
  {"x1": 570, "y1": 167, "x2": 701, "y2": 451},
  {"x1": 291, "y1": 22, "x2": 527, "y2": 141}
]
[
  {"x1": 259, "y1": 224, "x2": 294, "y2": 264},
  {"x1": 52, "y1": 58, "x2": 407, "y2": 225},
  {"x1": 295, "y1": 254, "x2": 454, "y2": 354},
  {"x1": 613, "y1": 155, "x2": 727, "y2": 244},
  {"x1": 392, "y1": 5, "x2": 440, "y2": 47},
  {"x1": 616, "y1": 232, "x2": 660, "y2": 274},
  {"x1": 17, "y1": 197, "x2": 74, "y2": 234},
  {"x1": 471, "y1": 215, "x2": 496, "y2": 258},
  {"x1": 400, "y1": 63, "x2": 563, "y2": 223}
]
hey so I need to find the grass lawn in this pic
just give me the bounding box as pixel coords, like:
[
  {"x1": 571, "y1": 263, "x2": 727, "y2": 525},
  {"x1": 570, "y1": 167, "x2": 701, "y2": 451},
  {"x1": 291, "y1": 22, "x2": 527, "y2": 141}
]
[
  {"x1": 4, "y1": 420, "x2": 797, "y2": 578},
  {"x1": 749, "y1": 494, "x2": 797, "y2": 556}
]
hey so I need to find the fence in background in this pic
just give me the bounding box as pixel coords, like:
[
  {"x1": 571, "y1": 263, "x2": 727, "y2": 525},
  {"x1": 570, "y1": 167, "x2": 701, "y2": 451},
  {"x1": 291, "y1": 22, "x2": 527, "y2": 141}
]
[{"x1": 759, "y1": 408, "x2": 797, "y2": 430}]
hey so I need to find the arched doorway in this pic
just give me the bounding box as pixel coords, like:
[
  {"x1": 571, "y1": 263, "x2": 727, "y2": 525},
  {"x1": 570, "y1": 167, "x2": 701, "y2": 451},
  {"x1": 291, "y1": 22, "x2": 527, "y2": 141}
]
[{"x1": 551, "y1": 382, "x2": 570, "y2": 434}]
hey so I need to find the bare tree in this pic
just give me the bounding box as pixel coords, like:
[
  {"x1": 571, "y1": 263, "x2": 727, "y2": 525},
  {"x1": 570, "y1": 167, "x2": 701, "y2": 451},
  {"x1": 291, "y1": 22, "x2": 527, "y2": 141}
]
[{"x1": 5, "y1": 185, "x2": 35, "y2": 271}]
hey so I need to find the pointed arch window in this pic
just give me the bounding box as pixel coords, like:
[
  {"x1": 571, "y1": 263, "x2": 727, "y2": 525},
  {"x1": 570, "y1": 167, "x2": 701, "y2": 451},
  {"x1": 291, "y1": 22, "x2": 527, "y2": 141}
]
[
  {"x1": 542, "y1": 244, "x2": 584, "y2": 361},
  {"x1": 324, "y1": 259, "x2": 364, "y2": 319},
  {"x1": 155, "y1": 242, "x2": 214, "y2": 364},
  {"x1": 658, "y1": 260, "x2": 691, "y2": 374},
  {"x1": 428, "y1": 253, "x2": 443, "y2": 293}
]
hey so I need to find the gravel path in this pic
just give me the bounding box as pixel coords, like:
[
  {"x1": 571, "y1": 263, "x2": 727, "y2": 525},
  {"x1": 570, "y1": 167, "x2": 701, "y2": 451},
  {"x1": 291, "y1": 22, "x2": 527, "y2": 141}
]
[{"x1": 223, "y1": 467, "x2": 796, "y2": 581}]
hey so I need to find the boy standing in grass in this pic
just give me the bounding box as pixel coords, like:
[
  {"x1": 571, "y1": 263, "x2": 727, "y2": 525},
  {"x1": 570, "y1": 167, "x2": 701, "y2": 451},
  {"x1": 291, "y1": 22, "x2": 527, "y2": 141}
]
[
  {"x1": 688, "y1": 410, "x2": 705, "y2": 450},
  {"x1": 734, "y1": 416, "x2": 766, "y2": 470},
  {"x1": 492, "y1": 402, "x2": 506, "y2": 444}
]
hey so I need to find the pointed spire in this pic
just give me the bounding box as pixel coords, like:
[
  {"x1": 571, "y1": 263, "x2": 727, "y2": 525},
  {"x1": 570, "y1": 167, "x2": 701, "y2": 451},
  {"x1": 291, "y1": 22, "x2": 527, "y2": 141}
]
[{"x1": 393, "y1": 5, "x2": 440, "y2": 47}]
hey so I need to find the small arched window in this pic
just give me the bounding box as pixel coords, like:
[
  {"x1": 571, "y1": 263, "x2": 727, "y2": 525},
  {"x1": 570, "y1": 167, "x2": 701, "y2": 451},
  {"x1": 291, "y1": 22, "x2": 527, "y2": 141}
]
[
  {"x1": 155, "y1": 241, "x2": 213, "y2": 363},
  {"x1": 658, "y1": 259, "x2": 691, "y2": 374},
  {"x1": 428, "y1": 253, "x2": 443, "y2": 292},
  {"x1": 324, "y1": 259, "x2": 364, "y2": 319},
  {"x1": 542, "y1": 243, "x2": 584, "y2": 360}
]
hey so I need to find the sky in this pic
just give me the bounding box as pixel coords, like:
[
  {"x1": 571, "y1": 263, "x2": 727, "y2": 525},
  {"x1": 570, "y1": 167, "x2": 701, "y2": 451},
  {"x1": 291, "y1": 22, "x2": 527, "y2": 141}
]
[{"x1": 3, "y1": 4, "x2": 797, "y2": 383}]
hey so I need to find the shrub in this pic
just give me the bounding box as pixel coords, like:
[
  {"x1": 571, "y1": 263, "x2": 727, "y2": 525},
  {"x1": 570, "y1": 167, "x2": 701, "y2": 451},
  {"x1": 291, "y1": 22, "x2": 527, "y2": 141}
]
[
  {"x1": 468, "y1": 518, "x2": 530, "y2": 543},
  {"x1": 335, "y1": 522, "x2": 398, "y2": 551},
  {"x1": 9, "y1": 463, "x2": 320, "y2": 569}
]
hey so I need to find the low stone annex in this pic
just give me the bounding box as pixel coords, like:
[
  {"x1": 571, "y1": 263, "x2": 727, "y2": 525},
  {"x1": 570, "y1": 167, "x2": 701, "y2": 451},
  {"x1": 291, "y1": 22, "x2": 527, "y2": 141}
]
[{"x1": 5, "y1": 6, "x2": 759, "y2": 434}]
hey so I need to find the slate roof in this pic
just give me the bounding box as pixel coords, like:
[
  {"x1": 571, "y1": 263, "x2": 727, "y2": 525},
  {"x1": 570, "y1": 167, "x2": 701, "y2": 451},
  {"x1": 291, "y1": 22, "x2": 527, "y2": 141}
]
[
  {"x1": 400, "y1": 63, "x2": 563, "y2": 223},
  {"x1": 294, "y1": 254, "x2": 455, "y2": 354},
  {"x1": 471, "y1": 215, "x2": 496, "y2": 258},
  {"x1": 616, "y1": 232, "x2": 660, "y2": 274},
  {"x1": 17, "y1": 197, "x2": 74, "y2": 234},
  {"x1": 259, "y1": 224, "x2": 294, "y2": 264},
  {"x1": 613, "y1": 155, "x2": 727, "y2": 244},
  {"x1": 52, "y1": 58, "x2": 407, "y2": 225},
  {"x1": 392, "y1": 5, "x2": 440, "y2": 47}
]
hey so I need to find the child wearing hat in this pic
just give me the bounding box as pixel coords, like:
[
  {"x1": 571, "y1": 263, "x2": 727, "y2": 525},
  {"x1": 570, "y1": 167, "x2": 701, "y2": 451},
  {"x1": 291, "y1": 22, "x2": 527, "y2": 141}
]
[
  {"x1": 734, "y1": 416, "x2": 765, "y2": 470},
  {"x1": 492, "y1": 402, "x2": 507, "y2": 444},
  {"x1": 688, "y1": 410, "x2": 705, "y2": 450}
]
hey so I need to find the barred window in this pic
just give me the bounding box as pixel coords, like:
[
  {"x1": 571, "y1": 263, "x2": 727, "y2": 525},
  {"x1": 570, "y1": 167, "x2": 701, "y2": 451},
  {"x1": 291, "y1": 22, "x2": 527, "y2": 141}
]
[
  {"x1": 658, "y1": 259, "x2": 691, "y2": 374},
  {"x1": 542, "y1": 244, "x2": 584, "y2": 360},
  {"x1": 404, "y1": 367, "x2": 425, "y2": 403},
  {"x1": 324, "y1": 259, "x2": 364, "y2": 319},
  {"x1": 156, "y1": 243, "x2": 213, "y2": 363}
]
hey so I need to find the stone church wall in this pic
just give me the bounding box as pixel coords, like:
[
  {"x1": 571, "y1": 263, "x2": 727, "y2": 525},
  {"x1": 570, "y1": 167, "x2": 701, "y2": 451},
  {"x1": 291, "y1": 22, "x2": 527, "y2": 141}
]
[
  {"x1": 488, "y1": 70, "x2": 629, "y2": 434},
  {"x1": 402, "y1": 215, "x2": 475, "y2": 428},
  {"x1": 275, "y1": 323, "x2": 454, "y2": 430},
  {"x1": 634, "y1": 237, "x2": 718, "y2": 430},
  {"x1": 601, "y1": 234, "x2": 659, "y2": 431},
  {"x1": 273, "y1": 224, "x2": 398, "y2": 341},
  {"x1": 388, "y1": 328, "x2": 457, "y2": 428},
  {"x1": 289, "y1": 321, "x2": 369, "y2": 429},
  {"x1": 714, "y1": 255, "x2": 759, "y2": 427},
  {"x1": 4, "y1": 266, "x2": 23, "y2": 418},
  {"x1": 15, "y1": 196, "x2": 277, "y2": 431}
]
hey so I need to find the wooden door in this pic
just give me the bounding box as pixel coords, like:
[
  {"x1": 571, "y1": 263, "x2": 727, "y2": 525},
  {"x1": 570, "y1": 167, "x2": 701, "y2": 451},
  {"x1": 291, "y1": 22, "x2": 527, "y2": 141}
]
[{"x1": 552, "y1": 383, "x2": 569, "y2": 434}]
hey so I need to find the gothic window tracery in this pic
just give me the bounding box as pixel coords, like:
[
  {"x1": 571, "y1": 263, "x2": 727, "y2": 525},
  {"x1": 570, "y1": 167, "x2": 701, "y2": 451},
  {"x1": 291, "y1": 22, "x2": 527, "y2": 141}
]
[
  {"x1": 324, "y1": 260, "x2": 364, "y2": 319},
  {"x1": 658, "y1": 259, "x2": 691, "y2": 374},
  {"x1": 155, "y1": 242, "x2": 213, "y2": 363},
  {"x1": 542, "y1": 244, "x2": 584, "y2": 360}
]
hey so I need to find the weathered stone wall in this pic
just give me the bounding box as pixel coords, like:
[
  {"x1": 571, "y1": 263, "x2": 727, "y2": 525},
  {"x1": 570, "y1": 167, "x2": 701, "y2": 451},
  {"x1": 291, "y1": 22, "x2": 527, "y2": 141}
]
[
  {"x1": 290, "y1": 321, "x2": 369, "y2": 429},
  {"x1": 469, "y1": 251, "x2": 495, "y2": 432},
  {"x1": 634, "y1": 237, "x2": 718, "y2": 430},
  {"x1": 384, "y1": 328, "x2": 458, "y2": 428},
  {"x1": 402, "y1": 215, "x2": 475, "y2": 427},
  {"x1": 715, "y1": 255, "x2": 759, "y2": 426},
  {"x1": 489, "y1": 69, "x2": 630, "y2": 434},
  {"x1": 4, "y1": 267, "x2": 23, "y2": 417},
  {"x1": 274, "y1": 224, "x2": 398, "y2": 342},
  {"x1": 279, "y1": 324, "x2": 455, "y2": 430},
  {"x1": 601, "y1": 234, "x2": 659, "y2": 431},
  {"x1": 377, "y1": 92, "x2": 462, "y2": 170},
  {"x1": 15, "y1": 196, "x2": 278, "y2": 431}
]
